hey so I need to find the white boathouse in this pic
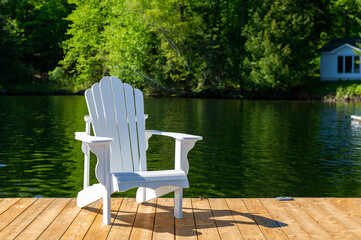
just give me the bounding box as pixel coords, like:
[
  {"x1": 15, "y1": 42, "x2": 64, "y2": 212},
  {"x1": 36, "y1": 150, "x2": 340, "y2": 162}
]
[{"x1": 316, "y1": 38, "x2": 361, "y2": 81}]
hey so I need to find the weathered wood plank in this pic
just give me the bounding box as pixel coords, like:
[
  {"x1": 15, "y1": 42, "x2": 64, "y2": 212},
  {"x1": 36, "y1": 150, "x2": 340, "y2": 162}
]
[
  {"x1": 344, "y1": 198, "x2": 361, "y2": 223},
  {"x1": 225, "y1": 199, "x2": 266, "y2": 240},
  {"x1": 279, "y1": 198, "x2": 333, "y2": 239},
  {"x1": 316, "y1": 198, "x2": 361, "y2": 236},
  {"x1": 259, "y1": 198, "x2": 311, "y2": 240},
  {"x1": 175, "y1": 198, "x2": 197, "y2": 240},
  {"x1": 129, "y1": 199, "x2": 157, "y2": 240},
  {"x1": 2, "y1": 198, "x2": 361, "y2": 240},
  {"x1": 83, "y1": 198, "x2": 123, "y2": 240},
  {"x1": 0, "y1": 198, "x2": 20, "y2": 215},
  {"x1": 209, "y1": 198, "x2": 244, "y2": 240},
  {"x1": 15, "y1": 198, "x2": 70, "y2": 240},
  {"x1": 0, "y1": 198, "x2": 37, "y2": 232},
  {"x1": 295, "y1": 198, "x2": 359, "y2": 239},
  {"x1": 152, "y1": 198, "x2": 174, "y2": 240},
  {"x1": 348, "y1": 197, "x2": 361, "y2": 207},
  {"x1": 60, "y1": 199, "x2": 102, "y2": 239},
  {"x1": 242, "y1": 198, "x2": 288, "y2": 240},
  {"x1": 107, "y1": 198, "x2": 139, "y2": 240},
  {"x1": 331, "y1": 198, "x2": 361, "y2": 224},
  {"x1": 0, "y1": 198, "x2": 53, "y2": 239},
  {"x1": 191, "y1": 198, "x2": 221, "y2": 240},
  {"x1": 37, "y1": 198, "x2": 81, "y2": 240}
]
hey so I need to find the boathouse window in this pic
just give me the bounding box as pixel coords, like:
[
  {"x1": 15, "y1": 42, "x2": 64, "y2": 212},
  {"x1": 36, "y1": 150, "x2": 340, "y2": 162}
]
[
  {"x1": 338, "y1": 56, "x2": 343, "y2": 73},
  {"x1": 355, "y1": 56, "x2": 360, "y2": 73},
  {"x1": 345, "y1": 56, "x2": 352, "y2": 73},
  {"x1": 337, "y1": 55, "x2": 361, "y2": 73}
]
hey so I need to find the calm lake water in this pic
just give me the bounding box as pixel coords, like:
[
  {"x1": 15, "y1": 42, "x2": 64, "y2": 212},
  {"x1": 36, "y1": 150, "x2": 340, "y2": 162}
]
[{"x1": 1, "y1": 96, "x2": 361, "y2": 198}]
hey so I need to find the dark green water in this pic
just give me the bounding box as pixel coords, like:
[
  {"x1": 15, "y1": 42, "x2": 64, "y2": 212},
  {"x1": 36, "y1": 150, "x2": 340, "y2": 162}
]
[{"x1": 1, "y1": 96, "x2": 361, "y2": 198}]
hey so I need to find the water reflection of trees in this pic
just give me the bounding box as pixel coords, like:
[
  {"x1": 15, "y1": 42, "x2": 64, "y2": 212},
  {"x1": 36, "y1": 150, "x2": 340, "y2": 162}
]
[
  {"x1": 316, "y1": 102, "x2": 361, "y2": 197},
  {"x1": 2, "y1": 97, "x2": 361, "y2": 198},
  {"x1": 145, "y1": 98, "x2": 361, "y2": 198},
  {"x1": 0, "y1": 96, "x2": 88, "y2": 197}
]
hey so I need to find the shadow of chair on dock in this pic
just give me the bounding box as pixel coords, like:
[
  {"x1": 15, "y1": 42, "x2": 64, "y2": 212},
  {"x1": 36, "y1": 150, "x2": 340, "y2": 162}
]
[{"x1": 85, "y1": 199, "x2": 287, "y2": 238}]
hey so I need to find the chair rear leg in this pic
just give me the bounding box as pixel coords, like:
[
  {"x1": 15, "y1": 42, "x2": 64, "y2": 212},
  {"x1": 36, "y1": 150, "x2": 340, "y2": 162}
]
[
  {"x1": 136, "y1": 187, "x2": 147, "y2": 203},
  {"x1": 174, "y1": 188, "x2": 183, "y2": 218},
  {"x1": 103, "y1": 191, "x2": 111, "y2": 224}
]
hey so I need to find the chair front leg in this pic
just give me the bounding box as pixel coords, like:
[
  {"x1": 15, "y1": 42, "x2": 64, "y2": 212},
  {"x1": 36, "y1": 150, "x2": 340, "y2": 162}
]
[
  {"x1": 82, "y1": 115, "x2": 92, "y2": 189},
  {"x1": 103, "y1": 189, "x2": 111, "y2": 224},
  {"x1": 87, "y1": 144, "x2": 112, "y2": 225},
  {"x1": 81, "y1": 142, "x2": 90, "y2": 189}
]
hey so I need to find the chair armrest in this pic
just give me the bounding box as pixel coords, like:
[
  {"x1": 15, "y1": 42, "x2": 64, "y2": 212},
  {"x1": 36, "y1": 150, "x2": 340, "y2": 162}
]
[
  {"x1": 75, "y1": 132, "x2": 113, "y2": 144},
  {"x1": 144, "y1": 130, "x2": 201, "y2": 174},
  {"x1": 146, "y1": 130, "x2": 201, "y2": 174},
  {"x1": 76, "y1": 132, "x2": 113, "y2": 188},
  {"x1": 146, "y1": 130, "x2": 202, "y2": 141}
]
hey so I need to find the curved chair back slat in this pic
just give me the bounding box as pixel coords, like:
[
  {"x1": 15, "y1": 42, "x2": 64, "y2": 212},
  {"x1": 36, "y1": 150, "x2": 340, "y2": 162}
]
[{"x1": 134, "y1": 89, "x2": 147, "y2": 171}]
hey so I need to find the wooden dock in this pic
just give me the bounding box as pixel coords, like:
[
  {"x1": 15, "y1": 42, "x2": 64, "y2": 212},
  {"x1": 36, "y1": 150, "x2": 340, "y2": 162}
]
[{"x1": 1, "y1": 198, "x2": 361, "y2": 239}]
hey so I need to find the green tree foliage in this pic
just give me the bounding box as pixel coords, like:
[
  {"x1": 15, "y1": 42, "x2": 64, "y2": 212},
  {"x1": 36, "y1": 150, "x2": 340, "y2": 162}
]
[
  {"x1": 17, "y1": 0, "x2": 71, "y2": 72},
  {"x1": 0, "y1": 0, "x2": 71, "y2": 88},
  {"x1": 316, "y1": 0, "x2": 361, "y2": 47},
  {"x1": 0, "y1": 1, "x2": 28, "y2": 87},
  {"x1": 60, "y1": 0, "x2": 111, "y2": 89},
  {"x1": 104, "y1": 0, "x2": 168, "y2": 89},
  {"x1": 3, "y1": 0, "x2": 361, "y2": 96},
  {"x1": 135, "y1": 0, "x2": 208, "y2": 91},
  {"x1": 243, "y1": 0, "x2": 313, "y2": 94},
  {"x1": 196, "y1": 0, "x2": 249, "y2": 94},
  {"x1": 330, "y1": 0, "x2": 361, "y2": 37},
  {"x1": 61, "y1": 0, "x2": 250, "y2": 94},
  {"x1": 61, "y1": 0, "x2": 209, "y2": 91}
]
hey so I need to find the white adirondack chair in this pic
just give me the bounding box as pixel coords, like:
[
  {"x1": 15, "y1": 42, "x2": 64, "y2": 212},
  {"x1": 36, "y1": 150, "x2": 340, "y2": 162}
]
[{"x1": 75, "y1": 76, "x2": 202, "y2": 224}]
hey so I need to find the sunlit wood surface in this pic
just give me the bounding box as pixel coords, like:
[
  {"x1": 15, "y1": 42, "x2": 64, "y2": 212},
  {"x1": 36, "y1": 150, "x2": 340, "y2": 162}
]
[{"x1": 1, "y1": 197, "x2": 361, "y2": 239}]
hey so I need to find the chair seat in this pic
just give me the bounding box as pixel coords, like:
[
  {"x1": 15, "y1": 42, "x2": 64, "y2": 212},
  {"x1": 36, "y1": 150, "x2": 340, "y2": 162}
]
[{"x1": 113, "y1": 169, "x2": 188, "y2": 184}]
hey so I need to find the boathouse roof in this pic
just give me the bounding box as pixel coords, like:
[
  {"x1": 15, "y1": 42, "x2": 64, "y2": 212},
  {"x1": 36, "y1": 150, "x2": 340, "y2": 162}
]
[{"x1": 316, "y1": 37, "x2": 361, "y2": 53}]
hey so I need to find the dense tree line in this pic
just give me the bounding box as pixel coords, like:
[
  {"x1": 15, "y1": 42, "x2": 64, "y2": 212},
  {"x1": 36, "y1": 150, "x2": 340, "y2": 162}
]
[
  {"x1": 0, "y1": 0, "x2": 72, "y2": 89},
  {"x1": 1, "y1": 0, "x2": 361, "y2": 96}
]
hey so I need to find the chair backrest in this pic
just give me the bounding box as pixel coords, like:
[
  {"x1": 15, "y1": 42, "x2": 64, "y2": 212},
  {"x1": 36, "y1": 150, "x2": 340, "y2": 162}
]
[{"x1": 85, "y1": 76, "x2": 147, "y2": 173}]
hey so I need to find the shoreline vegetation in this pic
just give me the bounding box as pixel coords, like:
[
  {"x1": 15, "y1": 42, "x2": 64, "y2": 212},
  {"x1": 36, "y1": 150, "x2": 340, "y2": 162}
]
[
  {"x1": 301, "y1": 80, "x2": 361, "y2": 102},
  {"x1": 3, "y1": 79, "x2": 361, "y2": 102}
]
